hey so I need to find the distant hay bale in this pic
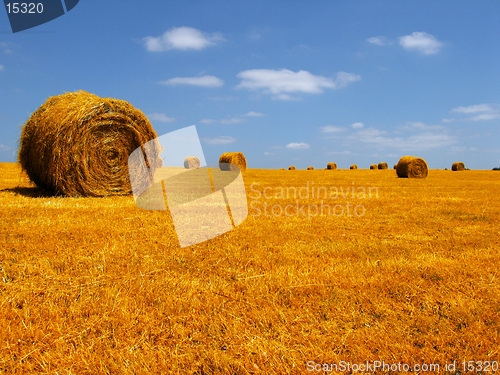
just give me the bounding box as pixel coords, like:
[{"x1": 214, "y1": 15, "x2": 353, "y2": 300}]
[
  {"x1": 288, "y1": 166, "x2": 296, "y2": 170},
  {"x1": 307, "y1": 166, "x2": 314, "y2": 170},
  {"x1": 18, "y1": 90, "x2": 160, "y2": 197},
  {"x1": 370, "y1": 164, "x2": 378, "y2": 170},
  {"x1": 452, "y1": 162, "x2": 465, "y2": 171},
  {"x1": 394, "y1": 164, "x2": 397, "y2": 169},
  {"x1": 183, "y1": 156, "x2": 200, "y2": 169},
  {"x1": 396, "y1": 156, "x2": 428, "y2": 178},
  {"x1": 219, "y1": 152, "x2": 247, "y2": 171},
  {"x1": 326, "y1": 162, "x2": 337, "y2": 170},
  {"x1": 350, "y1": 164, "x2": 358, "y2": 169},
  {"x1": 378, "y1": 162, "x2": 388, "y2": 170},
  {"x1": 279, "y1": 168, "x2": 285, "y2": 170}
]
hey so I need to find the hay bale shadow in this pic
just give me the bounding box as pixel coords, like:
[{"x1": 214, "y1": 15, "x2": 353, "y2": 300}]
[{"x1": 0, "y1": 186, "x2": 56, "y2": 198}]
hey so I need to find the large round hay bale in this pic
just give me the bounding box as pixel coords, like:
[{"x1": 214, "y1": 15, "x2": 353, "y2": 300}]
[
  {"x1": 396, "y1": 156, "x2": 428, "y2": 178},
  {"x1": 350, "y1": 164, "x2": 358, "y2": 170},
  {"x1": 219, "y1": 152, "x2": 247, "y2": 171},
  {"x1": 288, "y1": 166, "x2": 296, "y2": 170},
  {"x1": 378, "y1": 162, "x2": 388, "y2": 170},
  {"x1": 184, "y1": 156, "x2": 200, "y2": 169},
  {"x1": 307, "y1": 166, "x2": 314, "y2": 170},
  {"x1": 452, "y1": 162, "x2": 465, "y2": 171},
  {"x1": 326, "y1": 162, "x2": 337, "y2": 170},
  {"x1": 18, "y1": 90, "x2": 160, "y2": 197},
  {"x1": 370, "y1": 164, "x2": 378, "y2": 170}
]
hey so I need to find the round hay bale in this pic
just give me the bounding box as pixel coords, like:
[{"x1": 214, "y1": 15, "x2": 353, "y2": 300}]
[
  {"x1": 279, "y1": 168, "x2": 285, "y2": 170},
  {"x1": 452, "y1": 162, "x2": 465, "y2": 171},
  {"x1": 219, "y1": 152, "x2": 247, "y2": 171},
  {"x1": 18, "y1": 90, "x2": 160, "y2": 197},
  {"x1": 183, "y1": 156, "x2": 200, "y2": 169},
  {"x1": 350, "y1": 164, "x2": 358, "y2": 170},
  {"x1": 326, "y1": 162, "x2": 337, "y2": 170},
  {"x1": 370, "y1": 164, "x2": 378, "y2": 170},
  {"x1": 288, "y1": 166, "x2": 296, "y2": 170},
  {"x1": 396, "y1": 156, "x2": 428, "y2": 178},
  {"x1": 307, "y1": 166, "x2": 314, "y2": 170},
  {"x1": 378, "y1": 162, "x2": 388, "y2": 170},
  {"x1": 393, "y1": 164, "x2": 397, "y2": 169}
]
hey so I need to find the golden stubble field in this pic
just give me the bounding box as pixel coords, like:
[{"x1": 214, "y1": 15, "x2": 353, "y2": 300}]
[{"x1": 0, "y1": 162, "x2": 499, "y2": 374}]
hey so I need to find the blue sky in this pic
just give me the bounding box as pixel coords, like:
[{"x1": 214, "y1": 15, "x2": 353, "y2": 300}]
[{"x1": 1, "y1": 1, "x2": 499, "y2": 169}]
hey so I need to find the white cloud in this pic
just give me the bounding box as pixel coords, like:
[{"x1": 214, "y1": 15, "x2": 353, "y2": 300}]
[
  {"x1": 452, "y1": 104, "x2": 492, "y2": 114},
  {"x1": 482, "y1": 148, "x2": 500, "y2": 153},
  {"x1": 236, "y1": 69, "x2": 360, "y2": 100},
  {"x1": 203, "y1": 136, "x2": 236, "y2": 145},
  {"x1": 200, "y1": 119, "x2": 216, "y2": 124},
  {"x1": 353, "y1": 127, "x2": 388, "y2": 141},
  {"x1": 148, "y1": 113, "x2": 175, "y2": 123},
  {"x1": 450, "y1": 146, "x2": 467, "y2": 152},
  {"x1": 247, "y1": 27, "x2": 272, "y2": 42},
  {"x1": 0, "y1": 42, "x2": 12, "y2": 54},
  {"x1": 348, "y1": 125, "x2": 456, "y2": 151},
  {"x1": 470, "y1": 113, "x2": 499, "y2": 121},
  {"x1": 208, "y1": 96, "x2": 238, "y2": 101},
  {"x1": 264, "y1": 152, "x2": 274, "y2": 155},
  {"x1": 326, "y1": 150, "x2": 354, "y2": 155},
  {"x1": 367, "y1": 36, "x2": 390, "y2": 46},
  {"x1": 143, "y1": 26, "x2": 224, "y2": 51},
  {"x1": 350, "y1": 122, "x2": 364, "y2": 129},
  {"x1": 200, "y1": 111, "x2": 265, "y2": 125},
  {"x1": 237, "y1": 69, "x2": 332, "y2": 93},
  {"x1": 220, "y1": 117, "x2": 245, "y2": 124},
  {"x1": 451, "y1": 104, "x2": 500, "y2": 121},
  {"x1": 286, "y1": 142, "x2": 310, "y2": 149},
  {"x1": 200, "y1": 116, "x2": 246, "y2": 124},
  {"x1": 334, "y1": 71, "x2": 362, "y2": 88},
  {"x1": 244, "y1": 111, "x2": 265, "y2": 117},
  {"x1": 248, "y1": 31, "x2": 262, "y2": 41},
  {"x1": 320, "y1": 125, "x2": 345, "y2": 133},
  {"x1": 399, "y1": 32, "x2": 443, "y2": 55},
  {"x1": 404, "y1": 133, "x2": 456, "y2": 150},
  {"x1": 0, "y1": 64, "x2": 4, "y2": 71},
  {"x1": 159, "y1": 75, "x2": 224, "y2": 88},
  {"x1": 442, "y1": 118, "x2": 454, "y2": 123},
  {"x1": 400, "y1": 121, "x2": 444, "y2": 131},
  {"x1": 273, "y1": 93, "x2": 301, "y2": 101}
]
